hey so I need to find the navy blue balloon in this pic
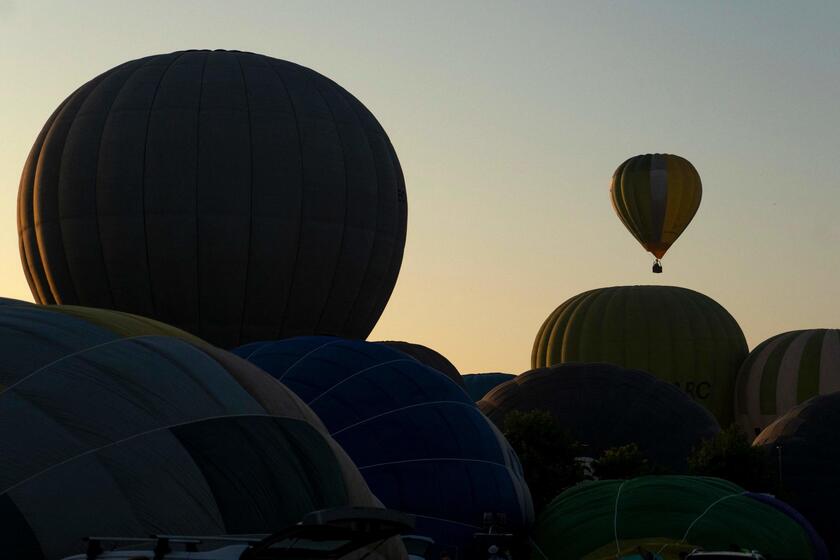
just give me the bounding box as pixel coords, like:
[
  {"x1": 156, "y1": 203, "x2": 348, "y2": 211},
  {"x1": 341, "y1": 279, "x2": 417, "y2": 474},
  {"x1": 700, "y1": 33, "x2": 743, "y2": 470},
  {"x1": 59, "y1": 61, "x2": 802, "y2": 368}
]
[
  {"x1": 462, "y1": 373, "x2": 516, "y2": 401},
  {"x1": 233, "y1": 337, "x2": 533, "y2": 554}
]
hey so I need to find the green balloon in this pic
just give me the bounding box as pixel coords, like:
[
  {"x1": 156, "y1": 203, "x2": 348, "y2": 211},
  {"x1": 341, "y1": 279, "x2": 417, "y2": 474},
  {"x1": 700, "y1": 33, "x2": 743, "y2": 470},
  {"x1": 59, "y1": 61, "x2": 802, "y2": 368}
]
[
  {"x1": 532, "y1": 476, "x2": 820, "y2": 559},
  {"x1": 532, "y1": 286, "x2": 747, "y2": 426}
]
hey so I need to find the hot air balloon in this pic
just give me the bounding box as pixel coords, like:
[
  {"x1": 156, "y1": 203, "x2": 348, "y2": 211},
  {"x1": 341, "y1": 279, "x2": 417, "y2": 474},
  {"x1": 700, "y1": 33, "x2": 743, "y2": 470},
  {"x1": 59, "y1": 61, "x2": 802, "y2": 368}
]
[
  {"x1": 735, "y1": 328, "x2": 840, "y2": 437},
  {"x1": 378, "y1": 340, "x2": 464, "y2": 387},
  {"x1": 754, "y1": 392, "x2": 840, "y2": 557},
  {"x1": 532, "y1": 286, "x2": 748, "y2": 426},
  {"x1": 610, "y1": 154, "x2": 701, "y2": 273},
  {"x1": 0, "y1": 300, "x2": 402, "y2": 560},
  {"x1": 233, "y1": 336, "x2": 533, "y2": 557},
  {"x1": 478, "y1": 364, "x2": 719, "y2": 470},
  {"x1": 18, "y1": 49, "x2": 407, "y2": 348},
  {"x1": 532, "y1": 476, "x2": 827, "y2": 560},
  {"x1": 462, "y1": 372, "x2": 516, "y2": 401}
]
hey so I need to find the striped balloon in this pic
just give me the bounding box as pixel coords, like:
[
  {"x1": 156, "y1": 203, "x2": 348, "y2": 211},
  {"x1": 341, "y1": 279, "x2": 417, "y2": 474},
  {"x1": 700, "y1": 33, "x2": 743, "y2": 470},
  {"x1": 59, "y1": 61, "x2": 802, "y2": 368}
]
[
  {"x1": 610, "y1": 154, "x2": 702, "y2": 264},
  {"x1": 735, "y1": 329, "x2": 840, "y2": 436}
]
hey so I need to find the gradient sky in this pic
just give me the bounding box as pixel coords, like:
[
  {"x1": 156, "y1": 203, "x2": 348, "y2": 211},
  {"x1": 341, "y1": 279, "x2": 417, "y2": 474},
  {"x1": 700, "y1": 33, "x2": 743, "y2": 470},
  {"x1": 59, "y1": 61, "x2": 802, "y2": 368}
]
[{"x1": 1, "y1": 1, "x2": 838, "y2": 374}]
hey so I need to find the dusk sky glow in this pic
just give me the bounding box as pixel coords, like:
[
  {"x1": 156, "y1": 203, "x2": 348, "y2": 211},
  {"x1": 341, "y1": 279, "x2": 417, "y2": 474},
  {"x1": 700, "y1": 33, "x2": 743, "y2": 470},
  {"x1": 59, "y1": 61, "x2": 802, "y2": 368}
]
[{"x1": 1, "y1": 1, "x2": 838, "y2": 373}]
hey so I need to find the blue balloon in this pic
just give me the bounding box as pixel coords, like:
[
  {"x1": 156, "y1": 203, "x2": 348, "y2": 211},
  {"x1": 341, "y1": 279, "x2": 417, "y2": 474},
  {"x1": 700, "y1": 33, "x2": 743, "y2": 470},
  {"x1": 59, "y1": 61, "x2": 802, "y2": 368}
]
[
  {"x1": 234, "y1": 336, "x2": 533, "y2": 554},
  {"x1": 462, "y1": 373, "x2": 516, "y2": 401}
]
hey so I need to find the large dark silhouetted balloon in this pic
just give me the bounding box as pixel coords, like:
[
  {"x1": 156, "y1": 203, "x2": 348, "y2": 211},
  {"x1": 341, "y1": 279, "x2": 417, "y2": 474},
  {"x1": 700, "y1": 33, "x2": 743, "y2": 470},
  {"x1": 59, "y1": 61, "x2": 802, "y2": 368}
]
[
  {"x1": 233, "y1": 337, "x2": 533, "y2": 555},
  {"x1": 0, "y1": 301, "x2": 399, "y2": 560},
  {"x1": 378, "y1": 340, "x2": 463, "y2": 387},
  {"x1": 478, "y1": 364, "x2": 719, "y2": 469},
  {"x1": 532, "y1": 286, "x2": 748, "y2": 426},
  {"x1": 754, "y1": 392, "x2": 840, "y2": 557},
  {"x1": 18, "y1": 49, "x2": 407, "y2": 348},
  {"x1": 735, "y1": 329, "x2": 840, "y2": 437},
  {"x1": 462, "y1": 372, "x2": 515, "y2": 401}
]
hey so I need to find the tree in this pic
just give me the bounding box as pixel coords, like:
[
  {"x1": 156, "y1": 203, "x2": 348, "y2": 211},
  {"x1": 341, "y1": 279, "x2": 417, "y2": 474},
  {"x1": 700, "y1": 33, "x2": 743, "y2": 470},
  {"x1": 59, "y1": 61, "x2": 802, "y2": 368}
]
[
  {"x1": 687, "y1": 424, "x2": 775, "y2": 492},
  {"x1": 592, "y1": 443, "x2": 665, "y2": 480},
  {"x1": 501, "y1": 409, "x2": 586, "y2": 512}
]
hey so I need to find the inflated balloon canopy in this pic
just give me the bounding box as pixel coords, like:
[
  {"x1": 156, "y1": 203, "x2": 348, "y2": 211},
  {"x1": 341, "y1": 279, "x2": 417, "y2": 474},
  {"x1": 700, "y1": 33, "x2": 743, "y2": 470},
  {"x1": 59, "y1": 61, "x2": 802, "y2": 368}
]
[
  {"x1": 532, "y1": 285, "x2": 748, "y2": 426},
  {"x1": 610, "y1": 153, "x2": 702, "y2": 273},
  {"x1": 18, "y1": 49, "x2": 407, "y2": 348},
  {"x1": 234, "y1": 336, "x2": 534, "y2": 556},
  {"x1": 478, "y1": 364, "x2": 720, "y2": 470},
  {"x1": 755, "y1": 392, "x2": 840, "y2": 558},
  {"x1": 532, "y1": 476, "x2": 827, "y2": 560},
  {"x1": 0, "y1": 301, "x2": 400, "y2": 560},
  {"x1": 462, "y1": 372, "x2": 516, "y2": 401},
  {"x1": 736, "y1": 328, "x2": 840, "y2": 437}
]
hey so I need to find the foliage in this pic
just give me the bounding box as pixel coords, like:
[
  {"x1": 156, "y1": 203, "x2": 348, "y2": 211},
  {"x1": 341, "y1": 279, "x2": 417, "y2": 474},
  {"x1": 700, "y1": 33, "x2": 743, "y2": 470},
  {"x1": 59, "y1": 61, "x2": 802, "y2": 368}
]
[
  {"x1": 687, "y1": 424, "x2": 775, "y2": 492},
  {"x1": 502, "y1": 409, "x2": 586, "y2": 512},
  {"x1": 592, "y1": 443, "x2": 665, "y2": 480}
]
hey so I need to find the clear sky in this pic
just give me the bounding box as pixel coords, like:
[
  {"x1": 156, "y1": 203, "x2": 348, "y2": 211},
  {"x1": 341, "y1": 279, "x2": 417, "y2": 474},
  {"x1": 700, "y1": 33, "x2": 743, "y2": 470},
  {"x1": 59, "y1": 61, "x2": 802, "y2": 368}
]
[{"x1": 1, "y1": 1, "x2": 838, "y2": 374}]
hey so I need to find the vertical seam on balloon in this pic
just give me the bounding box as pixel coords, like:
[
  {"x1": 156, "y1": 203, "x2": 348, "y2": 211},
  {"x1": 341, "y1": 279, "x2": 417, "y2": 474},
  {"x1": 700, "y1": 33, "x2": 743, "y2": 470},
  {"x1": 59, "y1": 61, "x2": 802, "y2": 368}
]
[
  {"x1": 140, "y1": 51, "x2": 189, "y2": 321},
  {"x1": 776, "y1": 330, "x2": 812, "y2": 414},
  {"x1": 613, "y1": 479, "x2": 627, "y2": 557},
  {"x1": 234, "y1": 52, "x2": 255, "y2": 346},
  {"x1": 332, "y1": 90, "x2": 384, "y2": 337},
  {"x1": 93, "y1": 58, "x2": 153, "y2": 309},
  {"x1": 39, "y1": 75, "x2": 113, "y2": 305},
  {"x1": 27, "y1": 87, "x2": 87, "y2": 305},
  {"x1": 620, "y1": 158, "x2": 646, "y2": 247},
  {"x1": 745, "y1": 335, "x2": 784, "y2": 433},
  {"x1": 691, "y1": 290, "x2": 728, "y2": 422},
  {"x1": 591, "y1": 288, "x2": 613, "y2": 366},
  {"x1": 263, "y1": 61, "x2": 306, "y2": 339},
  {"x1": 706, "y1": 296, "x2": 741, "y2": 417},
  {"x1": 194, "y1": 52, "x2": 210, "y2": 339},
  {"x1": 18, "y1": 97, "x2": 71, "y2": 304},
  {"x1": 544, "y1": 292, "x2": 586, "y2": 365},
  {"x1": 57, "y1": 71, "x2": 132, "y2": 304},
  {"x1": 673, "y1": 288, "x2": 701, "y2": 409},
  {"x1": 555, "y1": 291, "x2": 593, "y2": 364},
  {"x1": 297, "y1": 69, "x2": 351, "y2": 335},
  {"x1": 364, "y1": 138, "x2": 406, "y2": 334},
  {"x1": 649, "y1": 154, "x2": 668, "y2": 246}
]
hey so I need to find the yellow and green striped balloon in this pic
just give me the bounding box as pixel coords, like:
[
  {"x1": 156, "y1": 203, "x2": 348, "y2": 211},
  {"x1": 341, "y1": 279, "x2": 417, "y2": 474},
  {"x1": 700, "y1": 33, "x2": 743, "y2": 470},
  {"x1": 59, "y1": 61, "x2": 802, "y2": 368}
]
[
  {"x1": 735, "y1": 329, "x2": 840, "y2": 437},
  {"x1": 610, "y1": 154, "x2": 702, "y2": 267}
]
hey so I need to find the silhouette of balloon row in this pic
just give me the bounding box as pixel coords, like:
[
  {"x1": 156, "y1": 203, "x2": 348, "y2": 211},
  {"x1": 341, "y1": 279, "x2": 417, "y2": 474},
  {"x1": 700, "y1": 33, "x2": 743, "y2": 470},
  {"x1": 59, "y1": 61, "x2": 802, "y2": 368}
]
[
  {"x1": 0, "y1": 298, "x2": 532, "y2": 559},
  {"x1": 9, "y1": 49, "x2": 535, "y2": 559},
  {"x1": 11, "y1": 46, "x2": 840, "y2": 559},
  {"x1": 460, "y1": 285, "x2": 840, "y2": 556},
  {"x1": 0, "y1": 299, "x2": 404, "y2": 560}
]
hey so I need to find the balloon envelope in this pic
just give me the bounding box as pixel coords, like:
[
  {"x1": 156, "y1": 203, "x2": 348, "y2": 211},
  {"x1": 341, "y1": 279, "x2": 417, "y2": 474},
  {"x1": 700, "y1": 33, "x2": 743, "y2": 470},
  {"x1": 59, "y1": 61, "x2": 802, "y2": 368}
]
[
  {"x1": 233, "y1": 336, "x2": 533, "y2": 555},
  {"x1": 754, "y1": 392, "x2": 840, "y2": 557},
  {"x1": 462, "y1": 372, "x2": 516, "y2": 401},
  {"x1": 735, "y1": 328, "x2": 840, "y2": 436},
  {"x1": 0, "y1": 301, "x2": 394, "y2": 560},
  {"x1": 532, "y1": 476, "x2": 825, "y2": 560},
  {"x1": 532, "y1": 286, "x2": 748, "y2": 426},
  {"x1": 378, "y1": 340, "x2": 463, "y2": 387},
  {"x1": 18, "y1": 49, "x2": 407, "y2": 348},
  {"x1": 610, "y1": 153, "x2": 701, "y2": 260},
  {"x1": 478, "y1": 364, "x2": 719, "y2": 469}
]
